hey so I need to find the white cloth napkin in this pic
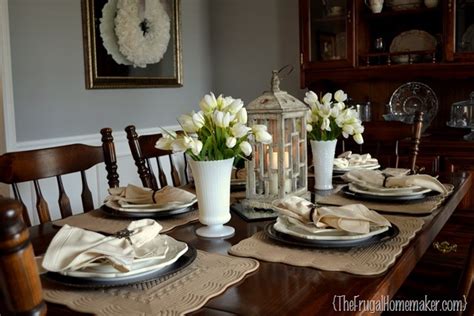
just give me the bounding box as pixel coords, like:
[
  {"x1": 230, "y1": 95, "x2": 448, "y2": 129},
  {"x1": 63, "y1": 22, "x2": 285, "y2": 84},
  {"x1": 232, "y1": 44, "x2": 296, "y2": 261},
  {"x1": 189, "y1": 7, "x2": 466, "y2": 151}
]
[
  {"x1": 342, "y1": 169, "x2": 449, "y2": 195},
  {"x1": 105, "y1": 184, "x2": 196, "y2": 207},
  {"x1": 334, "y1": 151, "x2": 378, "y2": 169},
  {"x1": 274, "y1": 196, "x2": 391, "y2": 234},
  {"x1": 42, "y1": 219, "x2": 163, "y2": 273}
]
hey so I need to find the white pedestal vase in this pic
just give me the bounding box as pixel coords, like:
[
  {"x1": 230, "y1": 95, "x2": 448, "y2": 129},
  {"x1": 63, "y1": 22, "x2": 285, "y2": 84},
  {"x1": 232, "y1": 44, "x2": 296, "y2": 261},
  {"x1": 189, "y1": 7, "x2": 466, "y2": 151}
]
[
  {"x1": 310, "y1": 139, "x2": 337, "y2": 190},
  {"x1": 189, "y1": 157, "x2": 235, "y2": 238}
]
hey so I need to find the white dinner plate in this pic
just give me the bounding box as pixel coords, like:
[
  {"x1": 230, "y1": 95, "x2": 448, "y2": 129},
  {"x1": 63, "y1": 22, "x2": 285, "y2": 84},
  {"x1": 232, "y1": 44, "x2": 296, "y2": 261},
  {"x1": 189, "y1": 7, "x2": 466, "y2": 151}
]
[
  {"x1": 59, "y1": 235, "x2": 188, "y2": 278},
  {"x1": 348, "y1": 183, "x2": 431, "y2": 197},
  {"x1": 349, "y1": 183, "x2": 431, "y2": 196},
  {"x1": 333, "y1": 163, "x2": 381, "y2": 173},
  {"x1": 105, "y1": 198, "x2": 197, "y2": 213},
  {"x1": 273, "y1": 216, "x2": 389, "y2": 241}
]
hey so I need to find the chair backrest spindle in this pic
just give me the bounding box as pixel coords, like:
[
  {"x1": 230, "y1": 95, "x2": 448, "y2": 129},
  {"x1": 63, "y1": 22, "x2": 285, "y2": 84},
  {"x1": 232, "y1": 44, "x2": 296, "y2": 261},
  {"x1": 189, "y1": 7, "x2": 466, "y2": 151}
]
[
  {"x1": 56, "y1": 175, "x2": 72, "y2": 218},
  {"x1": 156, "y1": 157, "x2": 168, "y2": 188},
  {"x1": 12, "y1": 183, "x2": 31, "y2": 226},
  {"x1": 80, "y1": 170, "x2": 94, "y2": 212}
]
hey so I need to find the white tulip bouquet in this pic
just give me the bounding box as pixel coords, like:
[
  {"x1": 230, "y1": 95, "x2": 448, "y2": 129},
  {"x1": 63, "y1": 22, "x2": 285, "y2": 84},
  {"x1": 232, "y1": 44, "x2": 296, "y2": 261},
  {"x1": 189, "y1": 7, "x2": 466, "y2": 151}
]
[
  {"x1": 304, "y1": 89, "x2": 364, "y2": 144},
  {"x1": 156, "y1": 92, "x2": 273, "y2": 162}
]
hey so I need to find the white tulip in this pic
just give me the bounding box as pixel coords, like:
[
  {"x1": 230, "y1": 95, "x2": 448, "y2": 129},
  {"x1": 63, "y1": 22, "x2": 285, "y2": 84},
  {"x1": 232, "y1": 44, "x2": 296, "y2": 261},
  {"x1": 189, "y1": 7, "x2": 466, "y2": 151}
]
[
  {"x1": 192, "y1": 111, "x2": 205, "y2": 129},
  {"x1": 240, "y1": 141, "x2": 252, "y2": 156},
  {"x1": 199, "y1": 93, "x2": 218, "y2": 113},
  {"x1": 306, "y1": 124, "x2": 313, "y2": 132},
  {"x1": 321, "y1": 92, "x2": 332, "y2": 105},
  {"x1": 155, "y1": 133, "x2": 175, "y2": 150},
  {"x1": 216, "y1": 94, "x2": 235, "y2": 111},
  {"x1": 304, "y1": 91, "x2": 319, "y2": 105},
  {"x1": 189, "y1": 138, "x2": 203, "y2": 156},
  {"x1": 334, "y1": 90, "x2": 348, "y2": 102},
  {"x1": 353, "y1": 133, "x2": 364, "y2": 144},
  {"x1": 321, "y1": 117, "x2": 331, "y2": 131},
  {"x1": 178, "y1": 113, "x2": 199, "y2": 133},
  {"x1": 330, "y1": 106, "x2": 341, "y2": 118},
  {"x1": 226, "y1": 99, "x2": 244, "y2": 114},
  {"x1": 354, "y1": 124, "x2": 364, "y2": 134},
  {"x1": 213, "y1": 111, "x2": 231, "y2": 128},
  {"x1": 252, "y1": 125, "x2": 273, "y2": 144},
  {"x1": 226, "y1": 136, "x2": 237, "y2": 148},
  {"x1": 231, "y1": 123, "x2": 252, "y2": 138},
  {"x1": 171, "y1": 136, "x2": 191, "y2": 152},
  {"x1": 236, "y1": 108, "x2": 248, "y2": 124},
  {"x1": 342, "y1": 124, "x2": 354, "y2": 138},
  {"x1": 252, "y1": 125, "x2": 267, "y2": 133},
  {"x1": 306, "y1": 109, "x2": 313, "y2": 123}
]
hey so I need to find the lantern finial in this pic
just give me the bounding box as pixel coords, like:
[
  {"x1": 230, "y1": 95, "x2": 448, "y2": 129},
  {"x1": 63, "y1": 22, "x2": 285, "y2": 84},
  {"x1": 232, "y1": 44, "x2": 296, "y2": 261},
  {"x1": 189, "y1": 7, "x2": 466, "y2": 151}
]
[{"x1": 271, "y1": 70, "x2": 281, "y2": 93}]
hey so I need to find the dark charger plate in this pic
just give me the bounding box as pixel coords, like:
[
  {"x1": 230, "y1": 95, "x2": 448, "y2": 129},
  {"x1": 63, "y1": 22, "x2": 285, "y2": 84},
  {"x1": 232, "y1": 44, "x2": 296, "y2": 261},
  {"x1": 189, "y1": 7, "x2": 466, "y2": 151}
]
[
  {"x1": 42, "y1": 245, "x2": 197, "y2": 288},
  {"x1": 340, "y1": 185, "x2": 434, "y2": 202},
  {"x1": 99, "y1": 203, "x2": 196, "y2": 219},
  {"x1": 265, "y1": 223, "x2": 399, "y2": 249}
]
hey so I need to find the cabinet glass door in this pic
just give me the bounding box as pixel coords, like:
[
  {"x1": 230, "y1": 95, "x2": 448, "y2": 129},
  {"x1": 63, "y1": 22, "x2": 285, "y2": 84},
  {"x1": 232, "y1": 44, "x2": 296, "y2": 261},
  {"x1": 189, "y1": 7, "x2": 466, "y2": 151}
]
[
  {"x1": 448, "y1": 0, "x2": 474, "y2": 60},
  {"x1": 455, "y1": 0, "x2": 474, "y2": 53},
  {"x1": 304, "y1": 0, "x2": 354, "y2": 68}
]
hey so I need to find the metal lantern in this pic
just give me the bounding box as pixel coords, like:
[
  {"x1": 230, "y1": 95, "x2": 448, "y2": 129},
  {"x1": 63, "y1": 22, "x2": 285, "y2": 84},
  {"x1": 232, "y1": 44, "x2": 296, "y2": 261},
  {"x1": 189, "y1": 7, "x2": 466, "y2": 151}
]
[{"x1": 244, "y1": 70, "x2": 308, "y2": 209}]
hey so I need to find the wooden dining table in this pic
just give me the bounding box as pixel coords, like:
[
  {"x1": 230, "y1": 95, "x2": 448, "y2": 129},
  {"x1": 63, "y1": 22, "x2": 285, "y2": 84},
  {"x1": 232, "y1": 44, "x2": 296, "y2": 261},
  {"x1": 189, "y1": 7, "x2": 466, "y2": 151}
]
[{"x1": 28, "y1": 171, "x2": 471, "y2": 315}]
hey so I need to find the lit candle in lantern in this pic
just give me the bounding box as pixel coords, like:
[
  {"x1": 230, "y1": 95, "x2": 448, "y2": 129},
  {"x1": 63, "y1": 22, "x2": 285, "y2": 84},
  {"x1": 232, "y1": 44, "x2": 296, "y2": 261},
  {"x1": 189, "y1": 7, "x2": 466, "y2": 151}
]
[{"x1": 268, "y1": 151, "x2": 291, "y2": 195}]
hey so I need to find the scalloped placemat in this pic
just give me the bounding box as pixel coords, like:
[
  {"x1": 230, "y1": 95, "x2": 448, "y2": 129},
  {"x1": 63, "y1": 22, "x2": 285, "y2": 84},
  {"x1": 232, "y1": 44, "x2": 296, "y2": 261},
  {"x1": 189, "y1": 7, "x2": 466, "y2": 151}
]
[
  {"x1": 316, "y1": 184, "x2": 454, "y2": 215},
  {"x1": 229, "y1": 215, "x2": 424, "y2": 276},
  {"x1": 42, "y1": 250, "x2": 259, "y2": 316},
  {"x1": 53, "y1": 209, "x2": 198, "y2": 234}
]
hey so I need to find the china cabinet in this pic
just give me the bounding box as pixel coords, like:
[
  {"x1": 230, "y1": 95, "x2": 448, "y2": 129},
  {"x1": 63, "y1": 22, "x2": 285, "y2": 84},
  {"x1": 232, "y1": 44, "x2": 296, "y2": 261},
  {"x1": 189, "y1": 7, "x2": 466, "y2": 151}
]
[{"x1": 299, "y1": 0, "x2": 474, "y2": 84}]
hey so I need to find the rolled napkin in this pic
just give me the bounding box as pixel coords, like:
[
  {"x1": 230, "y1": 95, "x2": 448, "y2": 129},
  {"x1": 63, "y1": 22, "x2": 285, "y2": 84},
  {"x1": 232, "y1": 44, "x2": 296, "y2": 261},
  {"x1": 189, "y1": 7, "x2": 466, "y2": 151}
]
[
  {"x1": 273, "y1": 196, "x2": 391, "y2": 234},
  {"x1": 105, "y1": 184, "x2": 196, "y2": 207},
  {"x1": 334, "y1": 151, "x2": 378, "y2": 169},
  {"x1": 342, "y1": 169, "x2": 449, "y2": 195},
  {"x1": 42, "y1": 219, "x2": 163, "y2": 273}
]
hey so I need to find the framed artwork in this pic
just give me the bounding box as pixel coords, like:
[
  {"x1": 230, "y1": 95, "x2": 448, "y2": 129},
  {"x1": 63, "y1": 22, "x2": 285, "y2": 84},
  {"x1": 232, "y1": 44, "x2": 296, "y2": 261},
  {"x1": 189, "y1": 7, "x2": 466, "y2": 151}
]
[
  {"x1": 317, "y1": 32, "x2": 336, "y2": 61},
  {"x1": 81, "y1": 0, "x2": 182, "y2": 89}
]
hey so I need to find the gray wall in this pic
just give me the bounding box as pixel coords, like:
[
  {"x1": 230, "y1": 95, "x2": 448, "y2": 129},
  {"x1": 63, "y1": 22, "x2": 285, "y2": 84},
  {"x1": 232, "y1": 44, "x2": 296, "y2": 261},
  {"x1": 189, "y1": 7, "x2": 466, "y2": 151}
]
[
  {"x1": 9, "y1": 0, "x2": 213, "y2": 141},
  {"x1": 210, "y1": 0, "x2": 304, "y2": 104},
  {"x1": 9, "y1": 0, "x2": 303, "y2": 142}
]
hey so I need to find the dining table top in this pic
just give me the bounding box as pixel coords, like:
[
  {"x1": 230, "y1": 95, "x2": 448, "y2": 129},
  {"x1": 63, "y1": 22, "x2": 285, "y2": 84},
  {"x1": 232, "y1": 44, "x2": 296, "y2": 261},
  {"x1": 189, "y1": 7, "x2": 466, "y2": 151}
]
[{"x1": 28, "y1": 171, "x2": 472, "y2": 316}]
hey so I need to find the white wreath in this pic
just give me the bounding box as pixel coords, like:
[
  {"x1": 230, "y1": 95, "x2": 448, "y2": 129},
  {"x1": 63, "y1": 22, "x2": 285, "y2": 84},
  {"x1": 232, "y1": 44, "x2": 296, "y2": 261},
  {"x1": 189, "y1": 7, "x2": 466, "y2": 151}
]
[
  {"x1": 99, "y1": 0, "x2": 132, "y2": 66},
  {"x1": 115, "y1": 0, "x2": 171, "y2": 68}
]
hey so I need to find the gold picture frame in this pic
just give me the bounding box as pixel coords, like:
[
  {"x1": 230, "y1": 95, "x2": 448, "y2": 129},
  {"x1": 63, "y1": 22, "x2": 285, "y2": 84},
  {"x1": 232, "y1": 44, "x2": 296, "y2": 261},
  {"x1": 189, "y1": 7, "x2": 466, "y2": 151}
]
[{"x1": 81, "y1": 0, "x2": 182, "y2": 89}]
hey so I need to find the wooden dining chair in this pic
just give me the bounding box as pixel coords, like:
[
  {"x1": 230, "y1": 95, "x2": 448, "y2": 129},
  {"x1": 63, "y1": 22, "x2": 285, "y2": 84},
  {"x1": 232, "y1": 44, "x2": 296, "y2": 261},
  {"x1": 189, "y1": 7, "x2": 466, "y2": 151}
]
[
  {"x1": 342, "y1": 111, "x2": 425, "y2": 174},
  {"x1": 125, "y1": 125, "x2": 189, "y2": 190},
  {"x1": 0, "y1": 197, "x2": 46, "y2": 315},
  {"x1": 0, "y1": 128, "x2": 120, "y2": 226}
]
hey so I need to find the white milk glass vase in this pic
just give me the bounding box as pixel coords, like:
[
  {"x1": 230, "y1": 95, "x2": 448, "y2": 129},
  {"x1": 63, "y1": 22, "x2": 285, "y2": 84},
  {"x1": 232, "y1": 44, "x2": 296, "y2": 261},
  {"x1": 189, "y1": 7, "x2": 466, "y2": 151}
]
[
  {"x1": 189, "y1": 157, "x2": 235, "y2": 238},
  {"x1": 310, "y1": 139, "x2": 337, "y2": 190}
]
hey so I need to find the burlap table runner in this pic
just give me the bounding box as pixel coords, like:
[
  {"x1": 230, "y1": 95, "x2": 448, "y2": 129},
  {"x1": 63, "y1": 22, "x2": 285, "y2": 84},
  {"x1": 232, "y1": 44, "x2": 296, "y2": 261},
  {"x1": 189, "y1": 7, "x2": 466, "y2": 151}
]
[
  {"x1": 53, "y1": 209, "x2": 198, "y2": 234},
  {"x1": 316, "y1": 184, "x2": 454, "y2": 215},
  {"x1": 42, "y1": 250, "x2": 259, "y2": 316},
  {"x1": 229, "y1": 215, "x2": 424, "y2": 276}
]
